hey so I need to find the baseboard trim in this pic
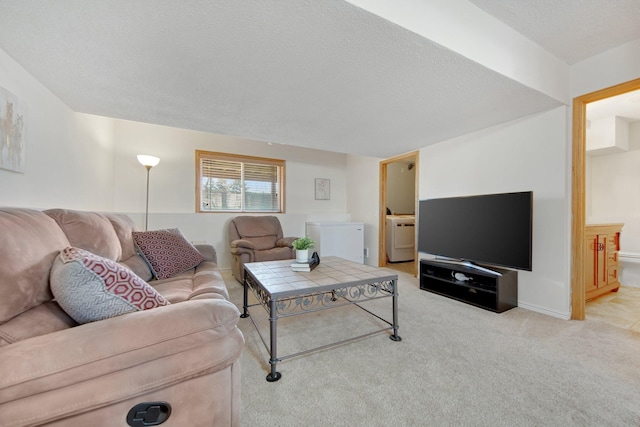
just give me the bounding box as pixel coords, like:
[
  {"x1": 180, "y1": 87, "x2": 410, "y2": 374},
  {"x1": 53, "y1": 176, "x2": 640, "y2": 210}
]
[{"x1": 517, "y1": 301, "x2": 571, "y2": 320}]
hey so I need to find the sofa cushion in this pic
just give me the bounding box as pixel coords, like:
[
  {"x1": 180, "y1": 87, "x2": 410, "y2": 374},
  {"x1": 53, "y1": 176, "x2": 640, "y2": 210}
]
[
  {"x1": 0, "y1": 301, "x2": 76, "y2": 347},
  {"x1": 150, "y1": 261, "x2": 230, "y2": 303},
  {"x1": 50, "y1": 247, "x2": 169, "y2": 324},
  {"x1": 0, "y1": 208, "x2": 70, "y2": 324},
  {"x1": 45, "y1": 209, "x2": 122, "y2": 261},
  {"x1": 119, "y1": 254, "x2": 154, "y2": 282},
  {"x1": 255, "y1": 246, "x2": 296, "y2": 262},
  {"x1": 104, "y1": 213, "x2": 139, "y2": 260},
  {"x1": 248, "y1": 235, "x2": 278, "y2": 251},
  {"x1": 133, "y1": 229, "x2": 206, "y2": 280}
]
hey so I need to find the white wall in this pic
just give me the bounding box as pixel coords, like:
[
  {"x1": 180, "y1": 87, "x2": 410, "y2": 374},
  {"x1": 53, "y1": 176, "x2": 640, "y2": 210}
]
[
  {"x1": 111, "y1": 119, "x2": 352, "y2": 270},
  {"x1": 346, "y1": 154, "x2": 382, "y2": 265},
  {"x1": 419, "y1": 107, "x2": 571, "y2": 318},
  {"x1": 0, "y1": 48, "x2": 116, "y2": 210},
  {"x1": 386, "y1": 162, "x2": 415, "y2": 214}
]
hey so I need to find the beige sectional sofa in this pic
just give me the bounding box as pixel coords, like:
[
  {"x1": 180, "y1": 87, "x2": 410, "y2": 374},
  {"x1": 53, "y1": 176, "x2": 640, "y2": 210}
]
[{"x1": 0, "y1": 208, "x2": 243, "y2": 427}]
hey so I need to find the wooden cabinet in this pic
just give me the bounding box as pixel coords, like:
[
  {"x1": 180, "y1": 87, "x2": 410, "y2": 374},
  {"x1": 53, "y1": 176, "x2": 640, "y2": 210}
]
[{"x1": 585, "y1": 223, "x2": 623, "y2": 301}]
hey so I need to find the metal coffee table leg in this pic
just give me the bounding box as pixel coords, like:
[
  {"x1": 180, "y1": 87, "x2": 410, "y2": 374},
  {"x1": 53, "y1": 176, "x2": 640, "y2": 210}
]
[
  {"x1": 390, "y1": 279, "x2": 402, "y2": 341},
  {"x1": 266, "y1": 298, "x2": 282, "y2": 382},
  {"x1": 240, "y1": 274, "x2": 249, "y2": 319}
]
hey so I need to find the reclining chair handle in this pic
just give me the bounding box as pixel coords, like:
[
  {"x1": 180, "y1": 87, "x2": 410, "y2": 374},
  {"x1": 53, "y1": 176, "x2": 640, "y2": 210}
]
[{"x1": 127, "y1": 402, "x2": 171, "y2": 426}]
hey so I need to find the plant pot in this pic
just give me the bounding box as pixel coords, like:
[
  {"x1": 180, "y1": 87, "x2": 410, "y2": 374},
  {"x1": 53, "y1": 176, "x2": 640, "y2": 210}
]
[{"x1": 296, "y1": 249, "x2": 309, "y2": 263}]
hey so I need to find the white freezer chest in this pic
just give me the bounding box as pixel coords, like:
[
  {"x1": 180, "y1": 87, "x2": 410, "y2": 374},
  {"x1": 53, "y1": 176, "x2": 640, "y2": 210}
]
[{"x1": 305, "y1": 222, "x2": 364, "y2": 264}]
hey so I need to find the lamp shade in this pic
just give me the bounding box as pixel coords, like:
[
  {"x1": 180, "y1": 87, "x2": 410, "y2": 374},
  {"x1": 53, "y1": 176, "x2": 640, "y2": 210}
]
[{"x1": 137, "y1": 155, "x2": 160, "y2": 168}]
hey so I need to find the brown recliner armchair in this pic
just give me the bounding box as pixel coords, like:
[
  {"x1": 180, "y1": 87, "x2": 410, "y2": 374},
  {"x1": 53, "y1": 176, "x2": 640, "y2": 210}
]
[{"x1": 229, "y1": 216, "x2": 297, "y2": 282}]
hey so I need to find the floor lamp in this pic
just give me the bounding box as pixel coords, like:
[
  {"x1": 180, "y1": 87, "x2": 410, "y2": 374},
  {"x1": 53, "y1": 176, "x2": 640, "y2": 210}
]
[{"x1": 137, "y1": 155, "x2": 160, "y2": 231}]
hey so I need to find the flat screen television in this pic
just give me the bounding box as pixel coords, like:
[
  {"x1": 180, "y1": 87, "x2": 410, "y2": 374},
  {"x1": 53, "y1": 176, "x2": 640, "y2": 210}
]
[{"x1": 418, "y1": 191, "x2": 533, "y2": 272}]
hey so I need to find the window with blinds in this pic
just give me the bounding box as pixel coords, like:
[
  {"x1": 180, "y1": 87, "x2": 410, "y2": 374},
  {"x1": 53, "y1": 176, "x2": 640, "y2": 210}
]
[{"x1": 196, "y1": 150, "x2": 285, "y2": 213}]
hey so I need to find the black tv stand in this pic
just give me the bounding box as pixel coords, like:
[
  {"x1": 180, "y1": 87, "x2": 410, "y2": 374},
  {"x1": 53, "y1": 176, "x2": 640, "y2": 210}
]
[
  {"x1": 419, "y1": 259, "x2": 517, "y2": 313},
  {"x1": 432, "y1": 258, "x2": 502, "y2": 276}
]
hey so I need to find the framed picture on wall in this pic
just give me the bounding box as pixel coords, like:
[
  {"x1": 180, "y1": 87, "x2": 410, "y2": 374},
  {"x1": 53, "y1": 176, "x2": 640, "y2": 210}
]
[
  {"x1": 315, "y1": 178, "x2": 330, "y2": 200},
  {"x1": 0, "y1": 86, "x2": 25, "y2": 173}
]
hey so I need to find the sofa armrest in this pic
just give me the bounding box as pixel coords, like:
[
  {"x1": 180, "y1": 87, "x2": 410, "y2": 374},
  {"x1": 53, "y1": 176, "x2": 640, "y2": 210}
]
[
  {"x1": 230, "y1": 240, "x2": 256, "y2": 259},
  {"x1": 0, "y1": 299, "x2": 244, "y2": 426},
  {"x1": 194, "y1": 243, "x2": 217, "y2": 263},
  {"x1": 277, "y1": 237, "x2": 297, "y2": 247},
  {"x1": 231, "y1": 239, "x2": 255, "y2": 250}
]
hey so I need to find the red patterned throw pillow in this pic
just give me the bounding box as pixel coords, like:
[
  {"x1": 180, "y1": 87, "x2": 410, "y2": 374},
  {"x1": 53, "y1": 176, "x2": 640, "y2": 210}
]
[
  {"x1": 50, "y1": 247, "x2": 170, "y2": 324},
  {"x1": 132, "y1": 228, "x2": 206, "y2": 280}
]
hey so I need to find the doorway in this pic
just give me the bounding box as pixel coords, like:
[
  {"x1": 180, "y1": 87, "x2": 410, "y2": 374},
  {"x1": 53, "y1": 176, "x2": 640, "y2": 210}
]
[
  {"x1": 571, "y1": 77, "x2": 640, "y2": 320},
  {"x1": 379, "y1": 151, "x2": 419, "y2": 276}
]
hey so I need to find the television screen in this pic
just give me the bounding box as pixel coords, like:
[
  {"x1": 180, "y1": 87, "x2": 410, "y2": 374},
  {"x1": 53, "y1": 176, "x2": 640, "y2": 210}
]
[{"x1": 418, "y1": 191, "x2": 533, "y2": 271}]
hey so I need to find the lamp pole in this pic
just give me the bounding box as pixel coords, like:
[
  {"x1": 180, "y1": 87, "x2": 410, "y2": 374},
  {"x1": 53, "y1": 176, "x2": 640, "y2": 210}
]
[
  {"x1": 137, "y1": 155, "x2": 160, "y2": 231},
  {"x1": 144, "y1": 164, "x2": 152, "y2": 231}
]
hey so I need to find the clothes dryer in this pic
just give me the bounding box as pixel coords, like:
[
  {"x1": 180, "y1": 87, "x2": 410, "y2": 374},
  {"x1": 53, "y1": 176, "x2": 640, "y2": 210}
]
[{"x1": 385, "y1": 215, "x2": 415, "y2": 262}]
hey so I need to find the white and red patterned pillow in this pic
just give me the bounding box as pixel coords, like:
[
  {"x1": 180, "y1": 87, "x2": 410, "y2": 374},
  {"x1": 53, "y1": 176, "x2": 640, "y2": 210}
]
[
  {"x1": 50, "y1": 247, "x2": 170, "y2": 324},
  {"x1": 132, "y1": 228, "x2": 206, "y2": 280}
]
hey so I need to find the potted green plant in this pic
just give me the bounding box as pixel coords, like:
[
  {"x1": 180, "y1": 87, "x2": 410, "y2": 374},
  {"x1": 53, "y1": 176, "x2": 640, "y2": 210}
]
[{"x1": 292, "y1": 236, "x2": 315, "y2": 263}]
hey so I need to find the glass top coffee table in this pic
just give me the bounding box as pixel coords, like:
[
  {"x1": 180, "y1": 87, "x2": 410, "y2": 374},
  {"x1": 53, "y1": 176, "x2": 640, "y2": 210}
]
[{"x1": 242, "y1": 256, "x2": 401, "y2": 382}]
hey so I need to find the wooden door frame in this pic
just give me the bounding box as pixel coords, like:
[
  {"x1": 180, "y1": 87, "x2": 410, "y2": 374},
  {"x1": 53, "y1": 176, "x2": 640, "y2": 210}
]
[
  {"x1": 379, "y1": 151, "x2": 419, "y2": 274},
  {"x1": 571, "y1": 77, "x2": 640, "y2": 320}
]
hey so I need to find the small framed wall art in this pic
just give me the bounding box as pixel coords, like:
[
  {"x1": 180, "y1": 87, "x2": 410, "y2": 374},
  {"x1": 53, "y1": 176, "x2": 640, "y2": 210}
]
[{"x1": 315, "y1": 178, "x2": 330, "y2": 200}]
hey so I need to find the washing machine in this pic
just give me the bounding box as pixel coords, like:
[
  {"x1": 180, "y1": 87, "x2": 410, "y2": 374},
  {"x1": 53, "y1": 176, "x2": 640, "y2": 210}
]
[{"x1": 385, "y1": 215, "x2": 415, "y2": 262}]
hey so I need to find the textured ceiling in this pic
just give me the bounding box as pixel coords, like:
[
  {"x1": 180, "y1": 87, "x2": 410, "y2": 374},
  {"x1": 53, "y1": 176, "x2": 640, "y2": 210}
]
[
  {"x1": 468, "y1": 0, "x2": 640, "y2": 65},
  {"x1": 0, "y1": 1, "x2": 636, "y2": 158}
]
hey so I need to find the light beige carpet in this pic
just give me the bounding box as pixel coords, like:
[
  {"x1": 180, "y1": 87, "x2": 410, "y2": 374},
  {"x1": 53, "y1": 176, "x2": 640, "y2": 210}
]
[{"x1": 225, "y1": 270, "x2": 640, "y2": 426}]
